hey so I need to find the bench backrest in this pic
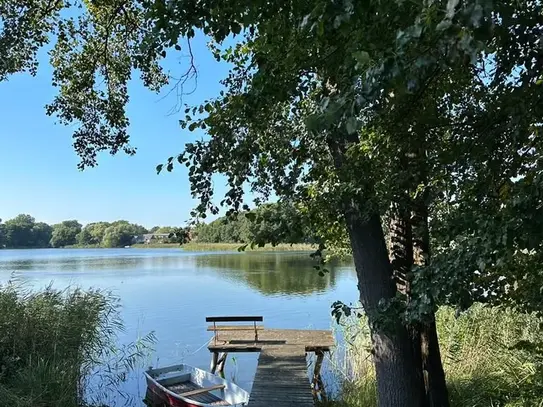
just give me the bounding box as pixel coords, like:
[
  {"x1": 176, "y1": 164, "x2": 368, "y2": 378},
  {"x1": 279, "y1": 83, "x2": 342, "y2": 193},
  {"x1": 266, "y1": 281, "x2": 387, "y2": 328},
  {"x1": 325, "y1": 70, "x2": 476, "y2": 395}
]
[
  {"x1": 207, "y1": 316, "x2": 264, "y2": 343},
  {"x1": 206, "y1": 316, "x2": 263, "y2": 323}
]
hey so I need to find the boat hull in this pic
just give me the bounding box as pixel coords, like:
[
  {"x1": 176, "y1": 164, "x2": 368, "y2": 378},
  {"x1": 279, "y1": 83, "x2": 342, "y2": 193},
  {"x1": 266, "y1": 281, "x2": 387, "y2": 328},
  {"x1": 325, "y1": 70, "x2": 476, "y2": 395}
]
[{"x1": 144, "y1": 363, "x2": 249, "y2": 407}]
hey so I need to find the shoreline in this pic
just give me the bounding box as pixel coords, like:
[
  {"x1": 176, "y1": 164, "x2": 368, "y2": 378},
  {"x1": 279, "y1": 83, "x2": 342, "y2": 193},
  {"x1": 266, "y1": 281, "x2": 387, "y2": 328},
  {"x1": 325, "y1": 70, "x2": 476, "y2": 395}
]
[
  {"x1": 179, "y1": 242, "x2": 316, "y2": 252},
  {"x1": 1, "y1": 242, "x2": 316, "y2": 252}
]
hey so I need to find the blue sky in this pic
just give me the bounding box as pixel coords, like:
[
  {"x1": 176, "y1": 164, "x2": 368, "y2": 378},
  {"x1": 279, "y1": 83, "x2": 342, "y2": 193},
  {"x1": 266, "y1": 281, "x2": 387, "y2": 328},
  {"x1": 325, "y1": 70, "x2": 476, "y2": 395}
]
[{"x1": 0, "y1": 34, "x2": 231, "y2": 228}]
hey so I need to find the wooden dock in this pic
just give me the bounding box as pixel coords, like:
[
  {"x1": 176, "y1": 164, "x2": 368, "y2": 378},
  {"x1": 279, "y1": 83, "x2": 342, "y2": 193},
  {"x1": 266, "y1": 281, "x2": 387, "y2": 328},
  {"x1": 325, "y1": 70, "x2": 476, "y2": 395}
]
[
  {"x1": 208, "y1": 328, "x2": 334, "y2": 406},
  {"x1": 248, "y1": 346, "x2": 314, "y2": 406}
]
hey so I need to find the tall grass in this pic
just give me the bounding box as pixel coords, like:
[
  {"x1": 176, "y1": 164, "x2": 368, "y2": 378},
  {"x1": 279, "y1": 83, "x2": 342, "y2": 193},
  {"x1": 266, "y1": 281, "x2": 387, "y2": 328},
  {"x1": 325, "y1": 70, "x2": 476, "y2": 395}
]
[
  {"x1": 0, "y1": 278, "x2": 155, "y2": 407},
  {"x1": 326, "y1": 305, "x2": 543, "y2": 407}
]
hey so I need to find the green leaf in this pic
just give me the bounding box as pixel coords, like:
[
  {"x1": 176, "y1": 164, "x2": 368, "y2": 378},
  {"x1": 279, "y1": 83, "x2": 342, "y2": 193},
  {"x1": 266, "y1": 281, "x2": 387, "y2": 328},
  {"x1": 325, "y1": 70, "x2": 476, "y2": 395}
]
[
  {"x1": 346, "y1": 117, "x2": 358, "y2": 134},
  {"x1": 470, "y1": 4, "x2": 483, "y2": 27},
  {"x1": 188, "y1": 122, "x2": 198, "y2": 131},
  {"x1": 156, "y1": 164, "x2": 163, "y2": 174},
  {"x1": 318, "y1": 20, "x2": 324, "y2": 36},
  {"x1": 231, "y1": 22, "x2": 242, "y2": 35},
  {"x1": 245, "y1": 212, "x2": 256, "y2": 221},
  {"x1": 436, "y1": 20, "x2": 452, "y2": 31},
  {"x1": 446, "y1": 0, "x2": 460, "y2": 18},
  {"x1": 353, "y1": 51, "x2": 370, "y2": 65},
  {"x1": 410, "y1": 24, "x2": 423, "y2": 38}
]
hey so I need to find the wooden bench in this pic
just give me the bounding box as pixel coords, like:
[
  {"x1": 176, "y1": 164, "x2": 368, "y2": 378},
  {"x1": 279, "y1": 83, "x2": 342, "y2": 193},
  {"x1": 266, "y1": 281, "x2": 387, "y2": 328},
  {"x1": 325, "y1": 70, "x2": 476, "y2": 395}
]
[
  {"x1": 206, "y1": 316, "x2": 264, "y2": 342},
  {"x1": 206, "y1": 316, "x2": 264, "y2": 374}
]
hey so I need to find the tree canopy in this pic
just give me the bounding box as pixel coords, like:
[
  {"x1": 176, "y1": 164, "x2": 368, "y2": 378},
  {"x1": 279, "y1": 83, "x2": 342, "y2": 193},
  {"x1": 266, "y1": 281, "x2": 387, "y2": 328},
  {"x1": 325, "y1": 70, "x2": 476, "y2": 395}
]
[
  {"x1": 1, "y1": 215, "x2": 53, "y2": 248},
  {"x1": 194, "y1": 202, "x2": 312, "y2": 245},
  {"x1": 50, "y1": 220, "x2": 82, "y2": 248}
]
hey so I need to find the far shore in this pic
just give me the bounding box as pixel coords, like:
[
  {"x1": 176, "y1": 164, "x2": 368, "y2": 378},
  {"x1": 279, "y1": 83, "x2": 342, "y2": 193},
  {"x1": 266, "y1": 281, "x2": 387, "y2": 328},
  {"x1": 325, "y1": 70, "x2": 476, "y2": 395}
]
[
  {"x1": 2, "y1": 242, "x2": 316, "y2": 252},
  {"x1": 179, "y1": 242, "x2": 316, "y2": 252},
  {"x1": 135, "y1": 242, "x2": 316, "y2": 252}
]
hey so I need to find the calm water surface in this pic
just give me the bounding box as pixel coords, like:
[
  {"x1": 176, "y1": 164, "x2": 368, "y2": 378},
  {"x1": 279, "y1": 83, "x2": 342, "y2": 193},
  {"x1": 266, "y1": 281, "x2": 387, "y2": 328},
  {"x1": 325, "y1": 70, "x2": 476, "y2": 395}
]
[{"x1": 0, "y1": 248, "x2": 357, "y2": 405}]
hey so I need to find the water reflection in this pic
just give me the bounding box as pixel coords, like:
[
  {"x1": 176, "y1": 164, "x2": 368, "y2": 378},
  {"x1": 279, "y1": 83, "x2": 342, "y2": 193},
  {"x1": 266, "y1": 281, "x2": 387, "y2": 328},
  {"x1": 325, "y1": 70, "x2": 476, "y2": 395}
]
[
  {"x1": 0, "y1": 249, "x2": 354, "y2": 297},
  {"x1": 0, "y1": 249, "x2": 198, "y2": 272},
  {"x1": 194, "y1": 252, "x2": 351, "y2": 296}
]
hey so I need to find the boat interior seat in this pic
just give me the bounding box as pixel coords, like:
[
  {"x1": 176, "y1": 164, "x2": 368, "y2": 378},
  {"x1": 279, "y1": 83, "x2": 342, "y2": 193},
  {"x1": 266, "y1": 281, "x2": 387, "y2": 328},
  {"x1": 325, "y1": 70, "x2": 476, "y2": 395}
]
[{"x1": 157, "y1": 373, "x2": 191, "y2": 386}]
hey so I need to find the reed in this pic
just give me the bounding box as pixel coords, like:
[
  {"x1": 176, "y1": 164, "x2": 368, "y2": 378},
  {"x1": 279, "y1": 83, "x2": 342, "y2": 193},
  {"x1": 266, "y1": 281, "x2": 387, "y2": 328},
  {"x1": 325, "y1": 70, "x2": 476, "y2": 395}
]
[
  {"x1": 324, "y1": 304, "x2": 543, "y2": 407},
  {"x1": 0, "y1": 278, "x2": 155, "y2": 407}
]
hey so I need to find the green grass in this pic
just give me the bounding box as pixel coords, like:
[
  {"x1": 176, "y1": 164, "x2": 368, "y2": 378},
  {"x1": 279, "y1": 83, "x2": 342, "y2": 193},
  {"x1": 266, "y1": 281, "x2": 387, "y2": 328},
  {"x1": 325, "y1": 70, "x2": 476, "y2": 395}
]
[
  {"x1": 180, "y1": 242, "x2": 316, "y2": 252},
  {"x1": 63, "y1": 244, "x2": 102, "y2": 249},
  {"x1": 325, "y1": 305, "x2": 543, "y2": 407},
  {"x1": 131, "y1": 243, "x2": 182, "y2": 249},
  {"x1": 0, "y1": 279, "x2": 155, "y2": 407},
  {"x1": 41, "y1": 242, "x2": 317, "y2": 251}
]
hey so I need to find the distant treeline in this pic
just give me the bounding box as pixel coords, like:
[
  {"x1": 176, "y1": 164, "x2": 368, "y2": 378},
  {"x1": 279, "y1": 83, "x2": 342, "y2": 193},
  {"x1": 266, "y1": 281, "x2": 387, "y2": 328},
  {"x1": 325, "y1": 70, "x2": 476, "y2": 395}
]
[
  {"x1": 0, "y1": 214, "x2": 183, "y2": 248},
  {"x1": 193, "y1": 202, "x2": 314, "y2": 246},
  {"x1": 0, "y1": 203, "x2": 312, "y2": 249}
]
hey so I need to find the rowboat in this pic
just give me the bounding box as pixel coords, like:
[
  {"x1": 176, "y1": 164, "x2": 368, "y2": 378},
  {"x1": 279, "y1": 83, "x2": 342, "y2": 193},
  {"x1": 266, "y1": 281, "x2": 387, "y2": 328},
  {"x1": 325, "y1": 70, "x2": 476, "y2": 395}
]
[{"x1": 144, "y1": 364, "x2": 249, "y2": 407}]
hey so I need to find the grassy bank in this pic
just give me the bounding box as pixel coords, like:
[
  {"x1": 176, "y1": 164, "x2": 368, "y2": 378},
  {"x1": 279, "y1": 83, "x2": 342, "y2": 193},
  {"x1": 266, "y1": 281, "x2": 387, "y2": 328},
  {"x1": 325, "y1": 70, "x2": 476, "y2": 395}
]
[
  {"x1": 10, "y1": 242, "x2": 317, "y2": 251},
  {"x1": 0, "y1": 280, "x2": 154, "y2": 407},
  {"x1": 131, "y1": 243, "x2": 182, "y2": 249},
  {"x1": 326, "y1": 305, "x2": 543, "y2": 407},
  {"x1": 180, "y1": 242, "x2": 316, "y2": 252}
]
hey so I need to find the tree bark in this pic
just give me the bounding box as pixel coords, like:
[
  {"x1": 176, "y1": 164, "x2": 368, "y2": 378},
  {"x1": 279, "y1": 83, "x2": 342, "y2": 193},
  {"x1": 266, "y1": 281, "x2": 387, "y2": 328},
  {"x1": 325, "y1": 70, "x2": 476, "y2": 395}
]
[
  {"x1": 345, "y1": 209, "x2": 423, "y2": 407},
  {"x1": 388, "y1": 201, "x2": 427, "y2": 406},
  {"x1": 412, "y1": 197, "x2": 450, "y2": 407}
]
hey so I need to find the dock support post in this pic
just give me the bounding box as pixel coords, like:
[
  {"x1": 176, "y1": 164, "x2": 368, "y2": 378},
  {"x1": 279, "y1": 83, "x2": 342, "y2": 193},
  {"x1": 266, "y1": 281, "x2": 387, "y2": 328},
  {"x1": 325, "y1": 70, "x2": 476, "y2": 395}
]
[
  {"x1": 312, "y1": 350, "x2": 327, "y2": 402},
  {"x1": 217, "y1": 352, "x2": 228, "y2": 374},
  {"x1": 210, "y1": 351, "x2": 219, "y2": 374}
]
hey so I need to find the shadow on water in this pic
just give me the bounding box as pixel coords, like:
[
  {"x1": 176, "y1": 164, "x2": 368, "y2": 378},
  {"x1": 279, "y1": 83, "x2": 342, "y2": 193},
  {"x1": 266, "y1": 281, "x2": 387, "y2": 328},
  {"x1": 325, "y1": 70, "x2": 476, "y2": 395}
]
[{"x1": 193, "y1": 252, "x2": 353, "y2": 296}]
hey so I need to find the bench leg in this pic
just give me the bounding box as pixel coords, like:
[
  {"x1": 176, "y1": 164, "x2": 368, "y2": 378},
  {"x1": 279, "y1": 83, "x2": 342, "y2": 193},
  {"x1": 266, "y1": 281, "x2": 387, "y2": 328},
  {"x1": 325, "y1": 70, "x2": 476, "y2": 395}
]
[{"x1": 210, "y1": 352, "x2": 219, "y2": 374}]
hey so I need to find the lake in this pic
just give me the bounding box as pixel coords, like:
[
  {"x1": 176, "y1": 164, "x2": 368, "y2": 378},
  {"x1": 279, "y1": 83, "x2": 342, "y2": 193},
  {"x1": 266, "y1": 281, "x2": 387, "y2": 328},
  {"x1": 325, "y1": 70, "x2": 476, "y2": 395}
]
[{"x1": 0, "y1": 248, "x2": 358, "y2": 405}]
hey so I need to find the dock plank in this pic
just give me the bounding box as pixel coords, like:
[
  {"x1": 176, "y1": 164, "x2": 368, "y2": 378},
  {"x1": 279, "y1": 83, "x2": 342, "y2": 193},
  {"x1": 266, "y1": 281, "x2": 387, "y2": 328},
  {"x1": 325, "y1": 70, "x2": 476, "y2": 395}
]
[
  {"x1": 208, "y1": 328, "x2": 333, "y2": 353},
  {"x1": 206, "y1": 327, "x2": 332, "y2": 407},
  {"x1": 247, "y1": 346, "x2": 314, "y2": 407}
]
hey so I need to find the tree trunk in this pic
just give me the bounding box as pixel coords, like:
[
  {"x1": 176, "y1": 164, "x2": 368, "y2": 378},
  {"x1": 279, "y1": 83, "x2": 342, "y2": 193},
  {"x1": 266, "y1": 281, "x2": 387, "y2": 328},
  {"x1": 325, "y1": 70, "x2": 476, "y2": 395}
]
[
  {"x1": 345, "y1": 209, "x2": 423, "y2": 407},
  {"x1": 412, "y1": 197, "x2": 450, "y2": 407},
  {"x1": 327, "y1": 128, "x2": 424, "y2": 406},
  {"x1": 388, "y1": 201, "x2": 427, "y2": 406},
  {"x1": 388, "y1": 201, "x2": 413, "y2": 296}
]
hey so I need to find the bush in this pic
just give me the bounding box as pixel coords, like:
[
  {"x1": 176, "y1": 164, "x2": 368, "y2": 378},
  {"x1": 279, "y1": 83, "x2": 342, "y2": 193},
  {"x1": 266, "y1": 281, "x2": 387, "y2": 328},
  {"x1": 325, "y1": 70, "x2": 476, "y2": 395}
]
[
  {"x1": 0, "y1": 279, "x2": 155, "y2": 407},
  {"x1": 326, "y1": 304, "x2": 543, "y2": 407}
]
